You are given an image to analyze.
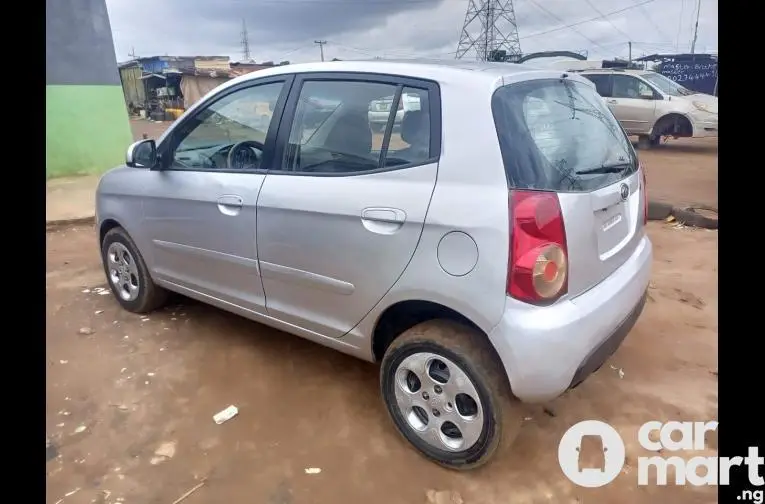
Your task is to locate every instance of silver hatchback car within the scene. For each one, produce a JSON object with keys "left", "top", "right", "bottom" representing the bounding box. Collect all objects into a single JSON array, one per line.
[{"left": 96, "top": 60, "right": 652, "bottom": 469}]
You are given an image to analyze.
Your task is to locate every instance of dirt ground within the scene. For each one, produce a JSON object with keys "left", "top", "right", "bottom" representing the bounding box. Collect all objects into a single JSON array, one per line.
[{"left": 47, "top": 128, "right": 718, "bottom": 504}]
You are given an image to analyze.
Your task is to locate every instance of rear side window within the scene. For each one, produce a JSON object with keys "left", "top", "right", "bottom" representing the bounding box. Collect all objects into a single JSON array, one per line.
[
  {"left": 491, "top": 78, "right": 637, "bottom": 192},
  {"left": 581, "top": 74, "right": 612, "bottom": 97}
]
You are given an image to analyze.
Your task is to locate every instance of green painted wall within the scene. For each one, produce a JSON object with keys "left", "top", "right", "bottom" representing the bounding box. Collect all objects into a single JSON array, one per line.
[{"left": 46, "top": 85, "right": 132, "bottom": 178}]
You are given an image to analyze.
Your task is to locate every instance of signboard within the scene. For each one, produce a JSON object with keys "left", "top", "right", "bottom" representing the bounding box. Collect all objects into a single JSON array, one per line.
[{"left": 659, "top": 59, "right": 718, "bottom": 96}]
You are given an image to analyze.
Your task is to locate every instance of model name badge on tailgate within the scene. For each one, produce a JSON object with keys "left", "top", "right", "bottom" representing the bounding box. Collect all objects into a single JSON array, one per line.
[{"left": 602, "top": 214, "right": 622, "bottom": 231}]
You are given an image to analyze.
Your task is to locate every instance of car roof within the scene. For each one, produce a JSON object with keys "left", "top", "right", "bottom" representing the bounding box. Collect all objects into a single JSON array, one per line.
[
  {"left": 578, "top": 68, "right": 652, "bottom": 76},
  {"left": 230, "top": 58, "right": 556, "bottom": 86}
]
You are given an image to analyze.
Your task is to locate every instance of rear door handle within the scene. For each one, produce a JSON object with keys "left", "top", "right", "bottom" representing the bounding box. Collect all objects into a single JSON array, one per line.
[
  {"left": 361, "top": 207, "right": 406, "bottom": 223},
  {"left": 361, "top": 207, "right": 406, "bottom": 234},
  {"left": 217, "top": 195, "right": 243, "bottom": 216},
  {"left": 606, "top": 99, "right": 618, "bottom": 104}
]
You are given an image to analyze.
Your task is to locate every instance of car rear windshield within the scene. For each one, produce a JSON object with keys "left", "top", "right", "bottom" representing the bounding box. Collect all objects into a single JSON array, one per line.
[{"left": 491, "top": 78, "right": 637, "bottom": 192}]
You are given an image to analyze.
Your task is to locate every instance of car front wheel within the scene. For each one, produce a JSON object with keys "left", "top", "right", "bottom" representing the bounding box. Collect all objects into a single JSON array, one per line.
[
  {"left": 100, "top": 226, "right": 167, "bottom": 313},
  {"left": 380, "top": 320, "right": 523, "bottom": 470}
]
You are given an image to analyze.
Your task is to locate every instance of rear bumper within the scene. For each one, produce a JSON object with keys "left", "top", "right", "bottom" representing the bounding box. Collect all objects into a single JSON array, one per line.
[{"left": 488, "top": 234, "right": 652, "bottom": 403}]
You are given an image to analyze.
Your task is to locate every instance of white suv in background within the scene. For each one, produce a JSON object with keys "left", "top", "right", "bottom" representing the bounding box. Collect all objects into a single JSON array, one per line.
[{"left": 578, "top": 68, "right": 718, "bottom": 149}]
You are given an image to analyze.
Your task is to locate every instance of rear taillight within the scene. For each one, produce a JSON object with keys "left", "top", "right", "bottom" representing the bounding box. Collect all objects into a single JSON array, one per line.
[
  {"left": 640, "top": 164, "right": 648, "bottom": 225},
  {"left": 508, "top": 190, "right": 568, "bottom": 304}
]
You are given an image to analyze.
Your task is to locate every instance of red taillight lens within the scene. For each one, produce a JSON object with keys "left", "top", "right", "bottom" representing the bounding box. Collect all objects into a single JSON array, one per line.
[
  {"left": 508, "top": 190, "right": 568, "bottom": 303},
  {"left": 640, "top": 164, "right": 648, "bottom": 225}
]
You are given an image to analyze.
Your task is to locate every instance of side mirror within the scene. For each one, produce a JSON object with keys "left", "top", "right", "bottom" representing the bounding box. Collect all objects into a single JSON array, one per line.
[
  {"left": 126, "top": 139, "right": 158, "bottom": 169},
  {"left": 639, "top": 90, "right": 654, "bottom": 100}
]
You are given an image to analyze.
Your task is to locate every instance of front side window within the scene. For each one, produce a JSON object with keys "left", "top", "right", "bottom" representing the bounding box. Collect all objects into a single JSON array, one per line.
[
  {"left": 641, "top": 71, "right": 693, "bottom": 97},
  {"left": 170, "top": 81, "right": 284, "bottom": 171},
  {"left": 283, "top": 80, "right": 432, "bottom": 174},
  {"left": 611, "top": 75, "right": 654, "bottom": 99}
]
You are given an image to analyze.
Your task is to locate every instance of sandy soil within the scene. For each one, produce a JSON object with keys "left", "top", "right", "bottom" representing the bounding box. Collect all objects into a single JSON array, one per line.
[{"left": 46, "top": 130, "right": 718, "bottom": 504}]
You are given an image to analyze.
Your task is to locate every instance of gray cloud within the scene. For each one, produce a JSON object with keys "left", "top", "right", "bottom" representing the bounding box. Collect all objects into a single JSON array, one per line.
[{"left": 106, "top": 0, "right": 717, "bottom": 64}]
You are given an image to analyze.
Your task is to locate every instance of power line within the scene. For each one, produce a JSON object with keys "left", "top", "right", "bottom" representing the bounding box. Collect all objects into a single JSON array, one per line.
[
  {"left": 524, "top": 0, "right": 616, "bottom": 57},
  {"left": 676, "top": 0, "right": 685, "bottom": 51},
  {"left": 518, "top": 0, "right": 657, "bottom": 41},
  {"left": 635, "top": 1, "right": 672, "bottom": 45},
  {"left": 581, "top": 0, "right": 634, "bottom": 41}
]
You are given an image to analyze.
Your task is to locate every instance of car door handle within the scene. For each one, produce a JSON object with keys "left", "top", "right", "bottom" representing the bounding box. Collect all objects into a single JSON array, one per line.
[
  {"left": 606, "top": 99, "right": 618, "bottom": 104},
  {"left": 361, "top": 207, "right": 406, "bottom": 234},
  {"left": 361, "top": 208, "right": 406, "bottom": 223},
  {"left": 217, "top": 195, "right": 243, "bottom": 216}
]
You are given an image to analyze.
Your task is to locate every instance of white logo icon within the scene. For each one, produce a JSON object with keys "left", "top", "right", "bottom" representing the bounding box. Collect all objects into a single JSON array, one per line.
[{"left": 558, "top": 420, "right": 626, "bottom": 488}]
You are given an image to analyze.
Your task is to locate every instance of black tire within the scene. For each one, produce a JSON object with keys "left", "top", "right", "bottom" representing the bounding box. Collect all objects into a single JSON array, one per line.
[
  {"left": 380, "top": 320, "right": 523, "bottom": 470},
  {"left": 672, "top": 206, "right": 718, "bottom": 229},
  {"left": 100, "top": 226, "right": 168, "bottom": 313},
  {"left": 647, "top": 201, "right": 673, "bottom": 221}
]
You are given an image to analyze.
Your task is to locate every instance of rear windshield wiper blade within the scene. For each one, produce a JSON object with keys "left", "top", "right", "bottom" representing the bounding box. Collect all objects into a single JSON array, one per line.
[{"left": 575, "top": 163, "right": 632, "bottom": 175}]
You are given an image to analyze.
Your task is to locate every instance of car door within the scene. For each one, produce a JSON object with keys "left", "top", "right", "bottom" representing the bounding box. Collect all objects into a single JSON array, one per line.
[
  {"left": 605, "top": 75, "right": 658, "bottom": 135},
  {"left": 142, "top": 76, "right": 293, "bottom": 313},
  {"left": 256, "top": 74, "right": 441, "bottom": 338}
]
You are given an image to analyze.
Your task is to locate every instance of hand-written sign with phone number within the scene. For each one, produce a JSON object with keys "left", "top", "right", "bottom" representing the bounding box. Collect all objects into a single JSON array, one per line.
[
  {"left": 659, "top": 60, "right": 718, "bottom": 94},
  {"left": 660, "top": 61, "right": 717, "bottom": 84}
]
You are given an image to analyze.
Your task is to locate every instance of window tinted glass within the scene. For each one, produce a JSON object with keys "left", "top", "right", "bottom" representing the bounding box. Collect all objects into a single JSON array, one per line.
[
  {"left": 491, "top": 79, "right": 636, "bottom": 192},
  {"left": 582, "top": 74, "right": 612, "bottom": 97},
  {"left": 285, "top": 80, "right": 397, "bottom": 174},
  {"left": 171, "top": 82, "right": 283, "bottom": 170},
  {"left": 383, "top": 87, "right": 431, "bottom": 167},
  {"left": 612, "top": 75, "right": 653, "bottom": 99}
]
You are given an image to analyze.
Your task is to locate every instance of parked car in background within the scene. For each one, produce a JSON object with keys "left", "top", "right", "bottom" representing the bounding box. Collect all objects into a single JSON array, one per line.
[
  {"left": 96, "top": 59, "right": 651, "bottom": 470},
  {"left": 577, "top": 68, "right": 718, "bottom": 149},
  {"left": 368, "top": 92, "right": 421, "bottom": 132}
]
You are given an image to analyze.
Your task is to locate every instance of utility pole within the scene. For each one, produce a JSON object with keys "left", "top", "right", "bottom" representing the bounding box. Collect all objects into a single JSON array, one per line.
[
  {"left": 628, "top": 41, "right": 632, "bottom": 64},
  {"left": 690, "top": 0, "right": 701, "bottom": 54},
  {"left": 314, "top": 40, "right": 327, "bottom": 62},
  {"left": 128, "top": 47, "right": 137, "bottom": 59},
  {"left": 241, "top": 19, "right": 251, "bottom": 62}
]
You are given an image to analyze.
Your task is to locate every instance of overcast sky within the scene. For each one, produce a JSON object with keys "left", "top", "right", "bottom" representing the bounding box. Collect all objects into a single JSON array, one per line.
[{"left": 105, "top": 0, "right": 717, "bottom": 65}]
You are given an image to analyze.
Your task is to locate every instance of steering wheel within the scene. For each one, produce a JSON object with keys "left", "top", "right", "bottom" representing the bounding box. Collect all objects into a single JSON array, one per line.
[{"left": 227, "top": 140, "right": 264, "bottom": 170}]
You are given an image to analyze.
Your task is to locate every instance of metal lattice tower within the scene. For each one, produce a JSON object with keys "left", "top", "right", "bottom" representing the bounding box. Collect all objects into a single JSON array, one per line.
[
  {"left": 455, "top": 0, "right": 522, "bottom": 62},
  {"left": 241, "top": 19, "right": 251, "bottom": 62}
]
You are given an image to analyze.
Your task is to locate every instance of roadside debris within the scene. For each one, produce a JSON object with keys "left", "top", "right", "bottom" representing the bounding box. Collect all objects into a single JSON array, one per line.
[
  {"left": 171, "top": 480, "right": 206, "bottom": 504},
  {"left": 426, "top": 489, "right": 464, "bottom": 504},
  {"left": 213, "top": 405, "right": 239, "bottom": 425},
  {"left": 46, "top": 438, "right": 58, "bottom": 462},
  {"left": 54, "top": 487, "right": 80, "bottom": 504},
  {"left": 304, "top": 467, "right": 322, "bottom": 475},
  {"left": 150, "top": 440, "right": 177, "bottom": 465},
  {"left": 59, "top": 360, "right": 68, "bottom": 364},
  {"left": 73, "top": 425, "right": 87, "bottom": 434},
  {"left": 78, "top": 327, "right": 94, "bottom": 336},
  {"left": 609, "top": 364, "right": 625, "bottom": 379},
  {"left": 95, "top": 310, "right": 104, "bottom": 315}
]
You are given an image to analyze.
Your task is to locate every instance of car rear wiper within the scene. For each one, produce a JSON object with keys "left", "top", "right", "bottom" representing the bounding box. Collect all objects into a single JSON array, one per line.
[{"left": 575, "top": 163, "right": 632, "bottom": 175}]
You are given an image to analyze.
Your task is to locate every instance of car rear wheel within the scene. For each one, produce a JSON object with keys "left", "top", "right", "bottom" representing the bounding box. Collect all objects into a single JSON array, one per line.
[
  {"left": 100, "top": 226, "right": 168, "bottom": 314},
  {"left": 380, "top": 320, "right": 523, "bottom": 470}
]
